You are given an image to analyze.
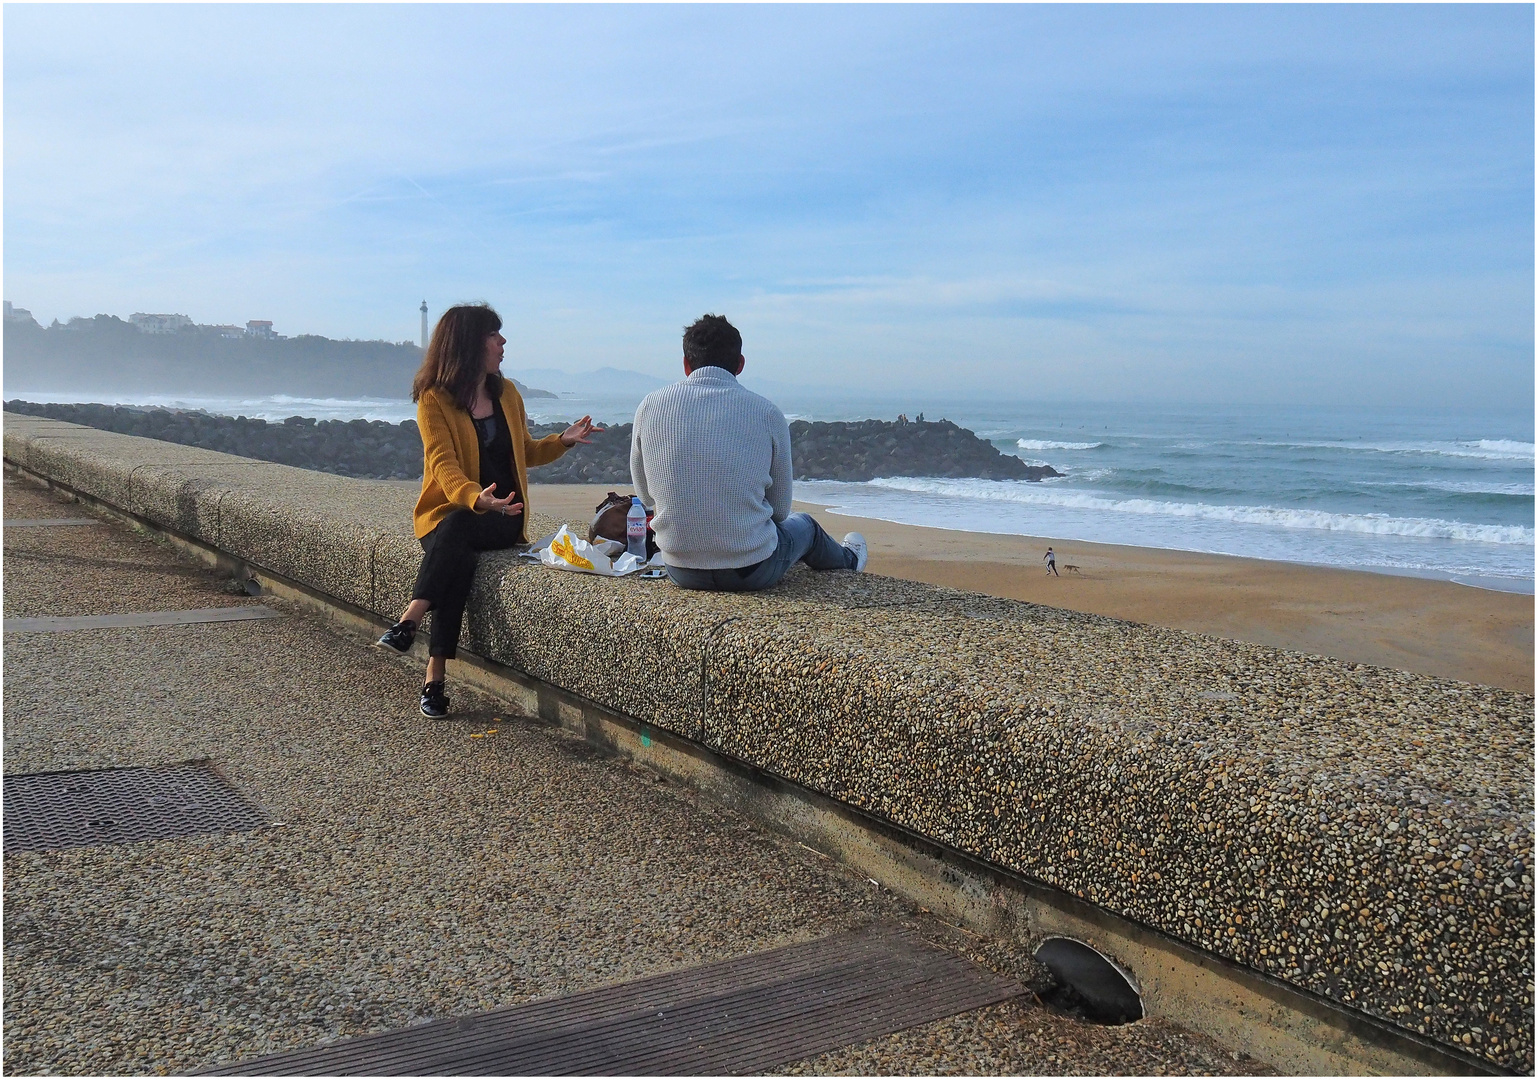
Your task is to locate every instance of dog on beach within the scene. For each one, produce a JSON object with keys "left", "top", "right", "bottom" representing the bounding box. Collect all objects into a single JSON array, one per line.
[{"left": 1061, "top": 563, "right": 1082, "bottom": 576}]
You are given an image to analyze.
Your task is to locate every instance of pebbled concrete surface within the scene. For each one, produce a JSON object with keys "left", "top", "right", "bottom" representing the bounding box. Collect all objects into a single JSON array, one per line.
[
  {"left": 472, "top": 514, "right": 1537, "bottom": 1071},
  {"left": 6, "top": 412, "right": 1532, "bottom": 1072},
  {"left": 2, "top": 472, "right": 1262, "bottom": 1076},
  {"left": 3, "top": 483, "right": 252, "bottom": 619},
  {"left": 784, "top": 1000, "right": 1274, "bottom": 1076}
]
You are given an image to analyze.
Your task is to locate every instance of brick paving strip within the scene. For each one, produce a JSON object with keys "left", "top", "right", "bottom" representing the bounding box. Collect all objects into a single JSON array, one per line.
[
  {"left": 3, "top": 517, "right": 100, "bottom": 527},
  {"left": 4, "top": 605, "right": 281, "bottom": 633},
  {"left": 195, "top": 923, "right": 1023, "bottom": 1076}
]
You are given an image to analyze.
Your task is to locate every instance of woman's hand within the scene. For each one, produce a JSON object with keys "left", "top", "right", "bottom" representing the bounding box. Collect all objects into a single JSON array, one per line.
[
  {"left": 475, "top": 484, "right": 524, "bottom": 516},
  {"left": 560, "top": 415, "right": 603, "bottom": 447}
]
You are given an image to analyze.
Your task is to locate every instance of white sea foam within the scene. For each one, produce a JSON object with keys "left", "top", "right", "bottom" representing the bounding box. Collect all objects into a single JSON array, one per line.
[
  {"left": 9, "top": 391, "right": 421, "bottom": 423},
  {"left": 1017, "top": 438, "right": 1103, "bottom": 451},
  {"left": 863, "top": 477, "right": 1535, "bottom": 546},
  {"left": 1262, "top": 438, "right": 1536, "bottom": 462},
  {"left": 1471, "top": 438, "right": 1536, "bottom": 458},
  {"left": 1363, "top": 479, "right": 1536, "bottom": 497},
  {"left": 1406, "top": 439, "right": 1535, "bottom": 462}
]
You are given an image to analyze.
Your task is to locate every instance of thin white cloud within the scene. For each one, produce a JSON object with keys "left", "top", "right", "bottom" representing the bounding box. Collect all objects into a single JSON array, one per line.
[{"left": 3, "top": 4, "right": 1530, "bottom": 407}]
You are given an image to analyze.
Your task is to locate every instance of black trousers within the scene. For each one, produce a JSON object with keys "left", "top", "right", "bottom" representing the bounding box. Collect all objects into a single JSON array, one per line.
[{"left": 413, "top": 509, "right": 525, "bottom": 659}]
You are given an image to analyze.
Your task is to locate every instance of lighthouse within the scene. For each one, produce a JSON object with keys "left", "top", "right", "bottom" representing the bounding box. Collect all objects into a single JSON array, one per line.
[{"left": 419, "top": 300, "right": 429, "bottom": 349}]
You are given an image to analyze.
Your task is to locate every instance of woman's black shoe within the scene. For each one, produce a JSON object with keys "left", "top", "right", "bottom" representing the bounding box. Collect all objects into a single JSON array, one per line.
[
  {"left": 420, "top": 680, "right": 450, "bottom": 718},
  {"left": 376, "top": 620, "right": 417, "bottom": 653}
]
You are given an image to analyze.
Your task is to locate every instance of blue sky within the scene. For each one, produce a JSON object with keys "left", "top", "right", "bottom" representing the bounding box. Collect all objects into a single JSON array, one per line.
[{"left": 4, "top": 4, "right": 1532, "bottom": 407}]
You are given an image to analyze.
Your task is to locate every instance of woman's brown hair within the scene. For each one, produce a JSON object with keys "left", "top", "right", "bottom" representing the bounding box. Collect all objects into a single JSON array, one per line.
[{"left": 411, "top": 303, "right": 503, "bottom": 411}]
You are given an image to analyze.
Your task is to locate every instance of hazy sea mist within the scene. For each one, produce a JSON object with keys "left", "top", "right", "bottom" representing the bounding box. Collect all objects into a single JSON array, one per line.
[{"left": 17, "top": 388, "right": 1533, "bottom": 592}]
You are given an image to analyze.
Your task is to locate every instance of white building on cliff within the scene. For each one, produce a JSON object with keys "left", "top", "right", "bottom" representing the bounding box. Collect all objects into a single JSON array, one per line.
[{"left": 130, "top": 312, "right": 194, "bottom": 333}]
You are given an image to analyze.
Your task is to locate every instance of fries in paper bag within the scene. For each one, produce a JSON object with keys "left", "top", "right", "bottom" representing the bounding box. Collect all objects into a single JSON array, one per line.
[{"left": 534, "top": 524, "right": 650, "bottom": 577}]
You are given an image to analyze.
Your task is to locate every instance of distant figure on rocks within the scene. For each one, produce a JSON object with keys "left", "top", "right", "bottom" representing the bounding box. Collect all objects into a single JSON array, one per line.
[
  {"left": 375, "top": 303, "right": 600, "bottom": 718},
  {"left": 1044, "top": 547, "right": 1059, "bottom": 576},
  {"left": 631, "top": 313, "right": 867, "bottom": 592}
]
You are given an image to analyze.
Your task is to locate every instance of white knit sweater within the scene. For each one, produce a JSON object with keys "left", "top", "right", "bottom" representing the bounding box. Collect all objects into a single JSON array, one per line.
[{"left": 630, "top": 367, "right": 794, "bottom": 569}]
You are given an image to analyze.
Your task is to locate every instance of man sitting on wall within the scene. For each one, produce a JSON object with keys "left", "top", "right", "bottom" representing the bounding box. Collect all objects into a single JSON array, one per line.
[{"left": 630, "top": 314, "right": 867, "bottom": 591}]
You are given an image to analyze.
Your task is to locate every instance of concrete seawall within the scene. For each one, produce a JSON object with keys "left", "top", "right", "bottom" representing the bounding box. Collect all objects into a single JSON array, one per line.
[{"left": 6, "top": 412, "right": 1532, "bottom": 1074}]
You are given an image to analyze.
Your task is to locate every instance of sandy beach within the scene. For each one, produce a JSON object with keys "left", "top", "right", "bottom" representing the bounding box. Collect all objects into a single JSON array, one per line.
[{"left": 531, "top": 483, "right": 1534, "bottom": 695}]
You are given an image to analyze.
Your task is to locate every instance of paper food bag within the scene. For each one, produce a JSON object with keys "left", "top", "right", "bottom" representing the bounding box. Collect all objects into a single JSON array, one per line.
[{"left": 533, "top": 524, "right": 652, "bottom": 577}]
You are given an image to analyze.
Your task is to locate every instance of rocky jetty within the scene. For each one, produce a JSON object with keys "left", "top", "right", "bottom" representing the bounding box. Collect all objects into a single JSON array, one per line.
[
  {"left": 4, "top": 401, "right": 425, "bottom": 480},
  {"left": 520, "top": 417, "right": 1059, "bottom": 486},
  {"left": 2, "top": 401, "right": 1060, "bottom": 485},
  {"left": 526, "top": 421, "right": 633, "bottom": 484},
  {"left": 789, "top": 418, "right": 1057, "bottom": 481}
]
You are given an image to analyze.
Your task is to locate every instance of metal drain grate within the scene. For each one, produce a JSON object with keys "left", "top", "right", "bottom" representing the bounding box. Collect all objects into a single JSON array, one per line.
[
  {"left": 3, "top": 761, "right": 269, "bottom": 853},
  {"left": 196, "top": 922, "right": 1024, "bottom": 1076}
]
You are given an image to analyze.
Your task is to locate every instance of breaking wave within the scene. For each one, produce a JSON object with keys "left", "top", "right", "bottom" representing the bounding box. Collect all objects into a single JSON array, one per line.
[
  {"left": 864, "top": 477, "right": 1534, "bottom": 546},
  {"left": 1362, "top": 479, "right": 1536, "bottom": 497},
  {"left": 1017, "top": 438, "right": 1103, "bottom": 451},
  {"left": 1265, "top": 438, "right": 1535, "bottom": 463}
]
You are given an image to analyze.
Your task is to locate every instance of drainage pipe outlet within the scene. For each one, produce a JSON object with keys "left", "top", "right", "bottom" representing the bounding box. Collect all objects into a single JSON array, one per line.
[{"left": 1034, "top": 937, "right": 1144, "bottom": 1025}]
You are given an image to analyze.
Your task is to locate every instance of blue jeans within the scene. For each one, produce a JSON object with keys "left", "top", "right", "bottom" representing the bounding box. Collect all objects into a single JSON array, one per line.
[{"left": 666, "top": 513, "right": 855, "bottom": 592}]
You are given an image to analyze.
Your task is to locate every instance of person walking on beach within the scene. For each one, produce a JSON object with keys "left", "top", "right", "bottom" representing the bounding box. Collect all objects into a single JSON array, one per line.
[
  {"left": 375, "top": 303, "right": 600, "bottom": 717},
  {"left": 630, "top": 313, "right": 867, "bottom": 592},
  {"left": 1044, "top": 547, "right": 1059, "bottom": 576}
]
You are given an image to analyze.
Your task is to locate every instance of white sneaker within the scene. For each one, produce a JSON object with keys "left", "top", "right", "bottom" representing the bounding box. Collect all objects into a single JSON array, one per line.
[{"left": 842, "top": 532, "right": 868, "bottom": 572}]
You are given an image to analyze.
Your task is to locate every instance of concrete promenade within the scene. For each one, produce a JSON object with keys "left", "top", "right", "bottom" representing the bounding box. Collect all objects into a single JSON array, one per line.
[
  {"left": 1, "top": 472, "right": 1264, "bottom": 1075},
  {"left": 4, "top": 413, "right": 1531, "bottom": 1074}
]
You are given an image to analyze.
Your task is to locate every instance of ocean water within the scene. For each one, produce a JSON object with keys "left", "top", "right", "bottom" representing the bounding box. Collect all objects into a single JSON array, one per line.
[
  {"left": 794, "top": 403, "right": 1535, "bottom": 595},
  {"left": 15, "top": 389, "right": 1533, "bottom": 592}
]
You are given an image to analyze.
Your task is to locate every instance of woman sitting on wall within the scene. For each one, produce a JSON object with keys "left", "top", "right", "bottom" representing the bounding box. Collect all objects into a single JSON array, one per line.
[{"left": 376, "top": 303, "right": 599, "bottom": 717}]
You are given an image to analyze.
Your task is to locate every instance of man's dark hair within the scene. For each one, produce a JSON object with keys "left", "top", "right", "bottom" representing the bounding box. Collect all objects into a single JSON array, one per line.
[{"left": 682, "top": 314, "right": 742, "bottom": 371}]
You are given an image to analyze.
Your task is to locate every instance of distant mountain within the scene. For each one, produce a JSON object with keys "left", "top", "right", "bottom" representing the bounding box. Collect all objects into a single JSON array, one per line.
[
  {"left": 2, "top": 314, "right": 556, "bottom": 399},
  {"left": 512, "top": 366, "right": 671, "bottom": 395},
  {"left": 738, "top": 375, "right": 807, "bottom": 400},
  {"left": 511, "top": 366, "right": 816, "bottom": 401}
]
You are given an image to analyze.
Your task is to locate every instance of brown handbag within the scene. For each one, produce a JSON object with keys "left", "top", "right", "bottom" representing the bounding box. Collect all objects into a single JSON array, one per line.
[{"left": 588, "top": 492, "right": 658, "bottom": 559}]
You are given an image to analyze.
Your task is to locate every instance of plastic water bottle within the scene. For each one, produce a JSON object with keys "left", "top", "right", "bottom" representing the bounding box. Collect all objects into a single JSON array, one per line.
[{"left": 626, "top": 496, "right": 648, "bottom": 559}]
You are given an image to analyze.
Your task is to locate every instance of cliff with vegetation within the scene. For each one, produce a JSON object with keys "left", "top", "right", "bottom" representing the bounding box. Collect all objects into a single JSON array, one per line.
[{"left": 2, "top": 315, "right": 555, "bottom": 400}]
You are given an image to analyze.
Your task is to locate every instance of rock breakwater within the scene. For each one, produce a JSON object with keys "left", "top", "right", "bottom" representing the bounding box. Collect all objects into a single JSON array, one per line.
[
  {"left": 4, "top": 401, "right": 425, "bottom": 480},
  {"left": 2, "top": 401, "right": 1058, "bottom": 485},
  {"left": 789, "top": 418, "right": 1057, "bottom": 481}
]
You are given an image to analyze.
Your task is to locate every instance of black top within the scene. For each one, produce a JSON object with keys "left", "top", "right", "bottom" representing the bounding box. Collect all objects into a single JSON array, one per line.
[{"left": 473, "top": 400, "right": 518, "bottom": 502}]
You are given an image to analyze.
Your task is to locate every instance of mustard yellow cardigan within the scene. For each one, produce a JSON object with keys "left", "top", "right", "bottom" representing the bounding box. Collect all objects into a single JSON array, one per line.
[{"left": 413, "top": 381, "right": 569, "bottom": 540}]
